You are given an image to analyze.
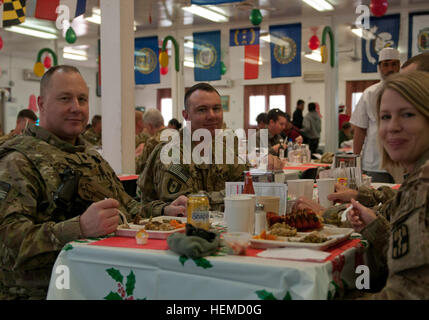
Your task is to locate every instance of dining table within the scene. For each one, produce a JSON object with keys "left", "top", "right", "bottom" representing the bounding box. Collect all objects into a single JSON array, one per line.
[{"left": 46, "top": 219, "right": 367, "bottom": 300}]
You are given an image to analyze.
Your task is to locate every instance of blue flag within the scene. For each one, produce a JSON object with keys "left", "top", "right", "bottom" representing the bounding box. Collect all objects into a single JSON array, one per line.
[
  {"left": 362, "top": 14, "right": 400, "bottom": 73},
  {"left": 191, "top": 0, "right": 244, "bottom": 4},
  {"left": 269, "top": 23, "right": 301, "bottom": 78},
  {"left": 230, "top": 27, "right": 260, "bottom": 46},
  {"left": 408, "top": 11, "right": 429, "bottom": 59},
  {"left": 135, "top": 36, "right": 160, "bottom": 85},
  {"left": 193, "top": 31, "right": 221, "bottom": 81}
]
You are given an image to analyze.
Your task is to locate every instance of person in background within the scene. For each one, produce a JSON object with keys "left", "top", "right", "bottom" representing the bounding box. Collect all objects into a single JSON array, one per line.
[
  {"left": 256, "top": 112, "right": 268, "bottom": 129},
  {"left": 281, "top": 112, "right": 302, "bottom": 143},
  {"left": 338, "top": 104, "right": 350, "bottom": 131},
  {"left": 168, "top": 118, "right": 182, "bottom": 130},
  {"left": 0, "top": 109, "right": 38, "bottom": 145},
  {"left": 135, "top": 110, "right": 150, "bottom": 158},
  {"left": 338, "top": 121, "right": 353, "bottom": 148},
  {"left": 0, "top": 65, "right": 186, "bottom": 299},
  {"left": 82, "top": 114, "right": 102, "bottom": 147},
  {"left": 301, "top": 102, "right": 321, "bottom": 155},
  {"left": 350, "top": 47, "right": 400, "bottom": 183},
  {"left": 292, "top": 99, "right": 304, "bottom": 129},
  {"left": 135, "top": 109, "right": 167, "bottom": 174},
  {"left": 258, "top": 108, "right": 287, "bottom": 157}
]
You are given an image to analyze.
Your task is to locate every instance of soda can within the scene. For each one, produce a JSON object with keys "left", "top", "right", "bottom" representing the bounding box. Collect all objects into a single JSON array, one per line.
[{"left": 187, "top": 192, "right": 210, "bottom": 230}]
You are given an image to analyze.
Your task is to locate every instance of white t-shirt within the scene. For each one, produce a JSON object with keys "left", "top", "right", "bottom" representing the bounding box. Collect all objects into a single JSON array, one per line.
[{"left": 350, "top": 81, "right": 385, "bottom": 172}]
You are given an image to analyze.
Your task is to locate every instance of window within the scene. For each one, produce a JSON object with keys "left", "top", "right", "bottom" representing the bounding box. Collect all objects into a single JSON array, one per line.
[
  {"left": 269, "top": 95, "right": 286, "bottom": 112},
  {"left": 160, "top": 98, "right": 173, "bottom": 124},
  {"left": 244, "top": 84, "right": 290, "bottom": 133},
  {"left": 346, "top": 80, "right": 379, "bottom": 115},
  {"left": 249, "top": 95, "right": 266, "bottom": 126},
  {"left": 351, "top": 92, "right": 363, "bottom": 113}
]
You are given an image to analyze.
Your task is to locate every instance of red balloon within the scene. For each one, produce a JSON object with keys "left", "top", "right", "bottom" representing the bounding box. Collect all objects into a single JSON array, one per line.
[
  {"left": 0, "top": 36, "right": 3, "bottom": 50},
  {"left": 308, "top": 35, "right": 320, "bottom": 51},
  {"left": 370, "top": 0, "right": 388, "bottom": 17},
  {"left": 160, "top": 66, "right": 168, "bottom": 75},
  {"left": 43, "top": 55, "right": 52, "bottom": 69}
]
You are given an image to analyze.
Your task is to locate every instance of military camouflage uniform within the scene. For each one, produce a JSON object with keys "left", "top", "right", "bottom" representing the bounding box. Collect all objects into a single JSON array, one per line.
[
  {"left": 359, "top": 148, "right": 429, "bottom": 299},
  {"left": 0, "top": 125, "right": 141, "bottom": 299},
  {"left": 82, "top": 127, "right": 102, "bottom": 147},
  {"left": 135, "top": 132, "right": 151, "bottom": 149},
  {"left": 255, "top": 130, "right": 284, "bottom": 156},
  {"left": 136, "top": 127, "right": 169, "bottom": 174},
  {"left": 0, "top": 131, "right": 17, "bottom": 146},
  {"left": 138, "top": 128, "right": 249, "bottom": 217}
]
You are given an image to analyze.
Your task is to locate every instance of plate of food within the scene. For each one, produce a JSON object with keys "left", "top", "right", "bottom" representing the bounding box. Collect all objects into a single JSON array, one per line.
[
  {"left": 250, "top": 222, "right": 353, "bottom": 251},
  {"left": 116, "top": 216, "right": 186, "bottom": 239}
]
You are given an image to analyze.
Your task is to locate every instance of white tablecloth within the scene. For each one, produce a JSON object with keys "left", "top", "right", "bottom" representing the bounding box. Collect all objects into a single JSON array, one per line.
[{"left": 47, "top": 235, "right": 366, "bottom": 300}]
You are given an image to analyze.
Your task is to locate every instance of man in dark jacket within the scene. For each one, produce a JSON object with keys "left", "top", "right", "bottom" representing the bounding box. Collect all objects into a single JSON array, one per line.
[{"left": 292, "top": 99, "right": 304, "bottom": 129}]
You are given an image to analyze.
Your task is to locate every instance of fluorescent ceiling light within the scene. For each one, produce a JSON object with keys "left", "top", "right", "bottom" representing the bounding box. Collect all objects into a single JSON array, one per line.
[
  {"left": 63, "top": 47, "right": 88, "bottom": 61},
  {"left": 5, "top": 25, "right": 58, "bottom": 39},
  {"left": 260, "top": 34, "right": 290, "bottom": 47},
  {"left": 351, "top": 28, "right": 376, "bottom": 40},
  {"left": 302, "top": 0, "right": 334, "bottom": 12},
  {"left": 304, "top": 49, "right": 322, "bottom": 62},
  {"left": 182, "top": 5, "right": 228, "bottom": 23}
]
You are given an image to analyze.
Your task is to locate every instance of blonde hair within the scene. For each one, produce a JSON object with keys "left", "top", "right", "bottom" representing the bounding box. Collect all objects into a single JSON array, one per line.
[{"left": 377, "top": 71, "right": 429, "bottom": 168}]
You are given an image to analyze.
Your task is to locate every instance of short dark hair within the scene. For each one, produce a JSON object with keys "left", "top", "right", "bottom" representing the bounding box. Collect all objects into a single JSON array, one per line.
[
  {"left": 91, "top": 115, "right": 101, "bottom": 126},
  {"left": 297, "top": 99, "right": 304, "bottom": 106},
  {"left": 256, "top": 112, "right": 268, "bottom": 124},
  {"left": 40, "top": 65, "right": 81, "bottom": 97},
  {"left": 267, "top": 108, "right": 287, "bottom": 123},
  {"left": 401, "top": 52, "right": 429, "bottom": 72},
  {"left": 184, "top": 83, "right": 220, "bottom": 110},
  {"left": 308, "top": 102, "right": 316, "bottom": 112},
  {"left": 168, "top": 118, "right": 182, "bottom": 129},
  {"left": 17, "top": 109, "right": 38, "bottom": 121}
]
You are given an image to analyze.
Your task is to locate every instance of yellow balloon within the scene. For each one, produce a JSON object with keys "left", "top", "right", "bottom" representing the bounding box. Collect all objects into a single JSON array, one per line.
[
  {"left": 159, "top": 51, "right": 169, "bottom": 68},
  {"left": 34, "top": 62, "right": 45, "bottom": 77}
]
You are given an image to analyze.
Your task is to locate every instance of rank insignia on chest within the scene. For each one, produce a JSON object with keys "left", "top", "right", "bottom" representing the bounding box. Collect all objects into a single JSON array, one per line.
[
  {"left": 392, "top": 223, "right": 409, "bottom": 259},
  {"left": 167, "top": 178, "right": 181, "bottom": 194}
]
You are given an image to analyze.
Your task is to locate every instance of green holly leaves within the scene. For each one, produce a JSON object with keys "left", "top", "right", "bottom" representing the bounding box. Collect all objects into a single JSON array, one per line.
[
  {"left": 104, "top": 268, "right": 140, "bottom": 300},
  {"left": 255, "top": 290, "right": 292, "bottom": 300},
  {"left": 179, "top": 255, "right": 213, "bottom": 269}
]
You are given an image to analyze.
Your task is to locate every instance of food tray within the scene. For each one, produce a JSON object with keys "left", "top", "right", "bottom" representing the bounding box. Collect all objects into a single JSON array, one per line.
[
  {"left": 115, "top": 216, "right": 186, "bottom": 240},
  {"left": 250, "top": 226, "right": 353, "bottom": 251}
]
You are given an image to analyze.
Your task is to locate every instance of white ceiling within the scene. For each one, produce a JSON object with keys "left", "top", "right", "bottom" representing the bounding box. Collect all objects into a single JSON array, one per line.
[{"left": 0, "top": 0, "right": 427, "bottom": 68}]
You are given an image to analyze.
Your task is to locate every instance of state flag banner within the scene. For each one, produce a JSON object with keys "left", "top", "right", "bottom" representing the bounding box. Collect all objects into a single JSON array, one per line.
[
  {"left": 361, "top": 14, "right": 400, "bottom": 73},
  {"left": 244, "top": 44, "right": 259, "bottom": 80},
  {"left": 270, "top": 23, "right": 302, "bottom": 78},
  {"left": 26, "top": 0, "right": 86, "bottom": 21},
  {"left": 193, "top": 30, "right": 221, "bottom": 81},
  {"left": 2, "top": 0, "right": 26, "bottom": 28},
  {"left": 408, "top": 11, "right": 429, "bottom": 58},
  {"left": 230, "top": 27, "right": 260, "bottom": 46},
  {"left": 135, "top": 36, "right": 160, "bottom": 85}
]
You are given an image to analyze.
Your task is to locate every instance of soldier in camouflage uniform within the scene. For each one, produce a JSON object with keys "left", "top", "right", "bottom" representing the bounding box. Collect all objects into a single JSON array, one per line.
[
  {"left": 346, "top": 71, "right": 429, "bottom": 299},
  {"left": 0, "top": 66, "right": 186, "bottom": 299},
  {"left": 254, "top": 108, "right": 287, "bottom": 157},
  {"left": 135, "top": 109, "right": 167, "bottom": 174},
  {"left": 82, "top": 115, "right": 102, "bottom": 147},
  {"left": 138, "top": 83, "right": 248, "bottom": 217},
  {"left": 0, "top": 109, "right": 38, "bottom": 145},
  {"left": 135, "top": 110, "right": 150, "bottom": 149}
]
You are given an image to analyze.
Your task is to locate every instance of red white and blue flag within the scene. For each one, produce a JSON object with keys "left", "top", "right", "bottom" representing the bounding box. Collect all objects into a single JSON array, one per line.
[{"left": 26, "top": 0, "right": 86, "bottom": 21}]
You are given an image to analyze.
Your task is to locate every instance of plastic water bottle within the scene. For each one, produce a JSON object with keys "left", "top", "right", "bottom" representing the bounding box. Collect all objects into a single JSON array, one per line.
[
  {"left": 287, "top": 139, "right": 294, "bottom": 159},
  {"left": 279, "top": 139, "right": 285, "bottom": 159}
]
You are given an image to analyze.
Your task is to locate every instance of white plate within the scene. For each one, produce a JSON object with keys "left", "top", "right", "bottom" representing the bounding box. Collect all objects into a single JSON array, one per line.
[
  {"left": 250, "top": 227, "right": 353, "bottom": 251},
  {"left": 115, "top": 216, "right": 186, "bottom": 240}
]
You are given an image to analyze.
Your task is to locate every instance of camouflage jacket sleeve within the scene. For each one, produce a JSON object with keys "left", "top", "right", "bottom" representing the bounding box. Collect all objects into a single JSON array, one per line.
[
  {"left": 135, "top": 137, "right": 159, "bottom": 175},
  {"left": 0, "top": 152, "right": 83, "bottom": 272},
  {"left": 356, "top": 185, "right": 396, "bottom": 208}
]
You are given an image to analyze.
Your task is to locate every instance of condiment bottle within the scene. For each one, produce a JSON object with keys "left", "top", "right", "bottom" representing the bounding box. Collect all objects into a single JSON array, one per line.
[
  {"left": 243, "top": 171, "right": 255, "bottom": 194},
  {"left": 337, "top": 160, "right": 348, "bottom": 187},
  {"left": 254, "top": 203, "right": 266, "bottom": 235}
]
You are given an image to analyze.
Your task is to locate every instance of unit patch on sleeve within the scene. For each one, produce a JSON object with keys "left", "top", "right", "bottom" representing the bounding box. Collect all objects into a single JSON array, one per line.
[
  {"left": 392, "top": 223, "right": 409, "bottom": 259},
  {"left": 0, "top": 181, "right": 11, "bottom": 200}
]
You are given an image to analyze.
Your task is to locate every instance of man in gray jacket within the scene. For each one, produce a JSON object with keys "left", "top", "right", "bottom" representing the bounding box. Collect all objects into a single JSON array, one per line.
[{"left": 301, "top": 102, "right": 321, "bottom": 155}]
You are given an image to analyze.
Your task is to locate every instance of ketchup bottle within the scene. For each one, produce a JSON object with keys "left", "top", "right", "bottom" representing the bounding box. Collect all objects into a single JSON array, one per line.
[{"left": 243, "top": 171, "right": 255, "bottom": 194}]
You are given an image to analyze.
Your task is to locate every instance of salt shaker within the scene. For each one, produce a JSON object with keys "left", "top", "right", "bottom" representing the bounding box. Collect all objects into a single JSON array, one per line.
[{"left": 254, "top": 203, "right": 266, "bottom": 235}]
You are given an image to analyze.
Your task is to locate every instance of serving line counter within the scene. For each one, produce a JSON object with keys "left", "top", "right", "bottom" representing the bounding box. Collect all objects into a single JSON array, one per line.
[{"left": 47, "top": 228, "right": 366, "bottom": 300}]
